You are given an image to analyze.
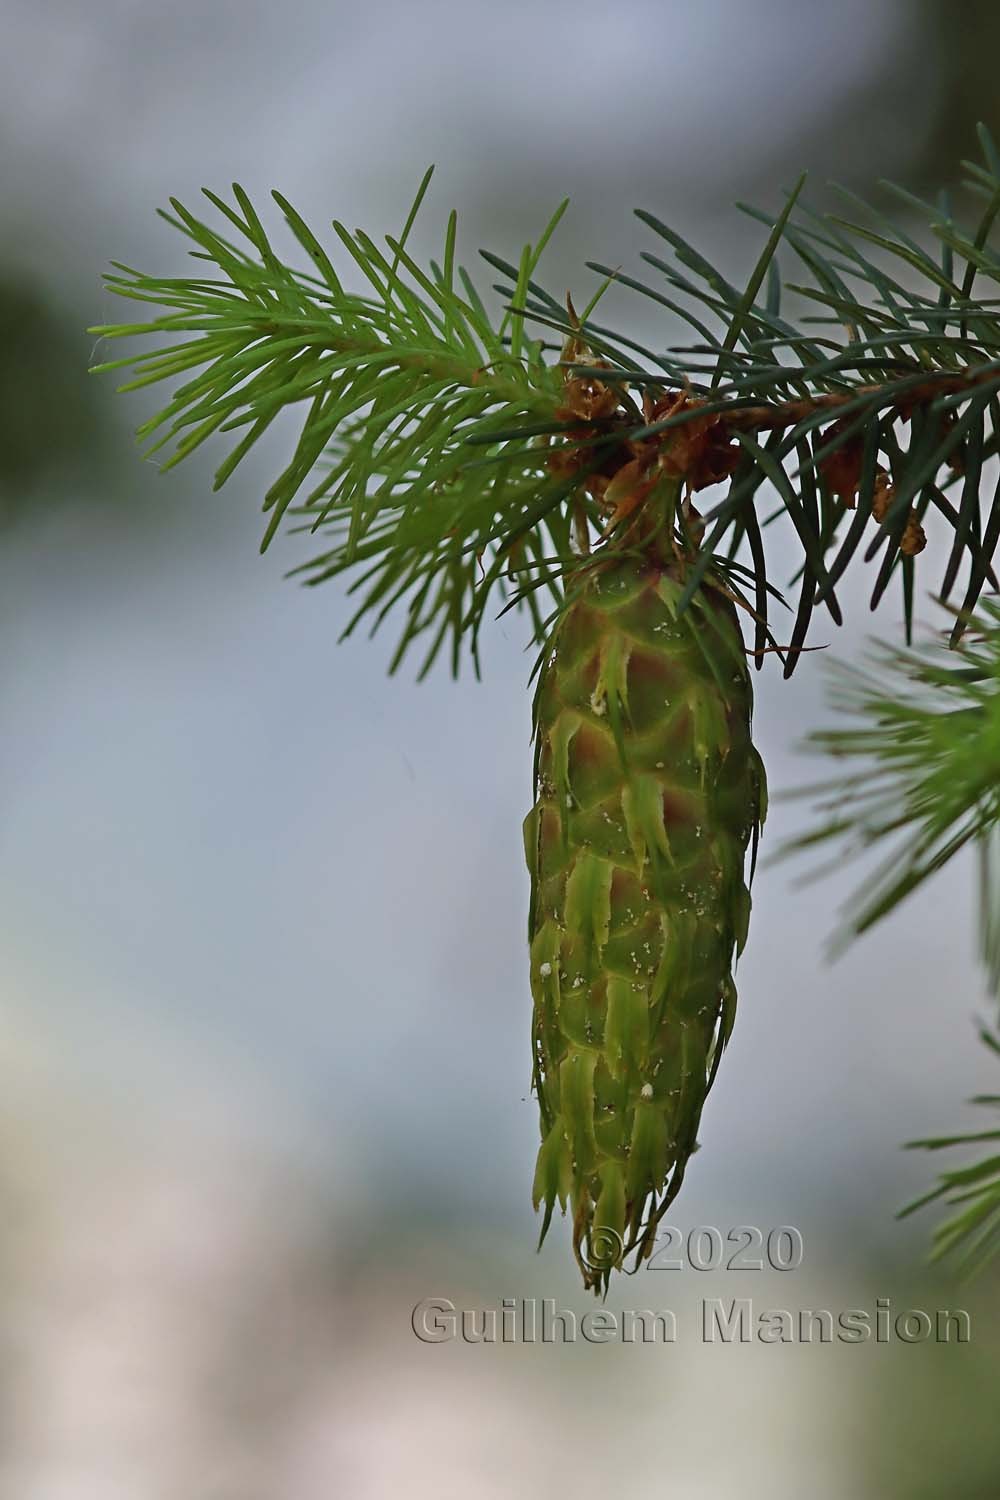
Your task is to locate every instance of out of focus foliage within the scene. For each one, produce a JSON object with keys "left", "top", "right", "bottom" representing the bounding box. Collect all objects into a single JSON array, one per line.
[
  {"left": 791, "top": 615, "right": 1000, "bottom": 1274},
  {"left": 915, "top": 0, "right": 1000, "bottom": 190},
  {"left": 0, "top": 273, "right": 108, "bottom": 521}
]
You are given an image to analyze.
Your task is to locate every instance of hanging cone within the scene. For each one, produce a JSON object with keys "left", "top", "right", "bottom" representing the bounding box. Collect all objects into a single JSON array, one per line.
[{"left": 524, "top": 547, "right": 766, "bottom": 1292}]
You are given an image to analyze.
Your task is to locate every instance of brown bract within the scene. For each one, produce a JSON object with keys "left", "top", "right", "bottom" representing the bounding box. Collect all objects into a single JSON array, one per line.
[
  {"left": 818, "top": 417, "right": 865, "bottom": 505},
  {"left": 644, "top": 392, "right": 741, "bottom": 493},
  {"left": 555, "top": 371, "right": 621, "bottom": 425},
  {"left": 549, "top": 371, "right": 740, "bottom": 538},
  {"left": 870, "top": 471, "right": 927, "bottom": 557}
]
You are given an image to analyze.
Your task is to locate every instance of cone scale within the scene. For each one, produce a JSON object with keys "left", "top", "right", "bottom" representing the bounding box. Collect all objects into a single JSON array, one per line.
[{"left": 524, "top": 538, "right": 766, "bottom": 1292}]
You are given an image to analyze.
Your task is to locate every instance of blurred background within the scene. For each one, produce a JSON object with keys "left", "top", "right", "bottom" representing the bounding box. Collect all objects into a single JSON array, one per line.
[{"left": 1, "top": 1, "right": 999, "bottom": 1495}]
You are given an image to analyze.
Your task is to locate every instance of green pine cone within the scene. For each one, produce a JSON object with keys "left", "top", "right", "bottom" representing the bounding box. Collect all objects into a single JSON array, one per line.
[{"left": 523, "top": 549, "right": 766, "bottom": 1292}]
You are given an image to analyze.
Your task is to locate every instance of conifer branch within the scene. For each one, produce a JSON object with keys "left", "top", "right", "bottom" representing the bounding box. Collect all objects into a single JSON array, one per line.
[
  {"left": 88, "top": 128, "right": 1000, "bottom": 676},
  {"left": 89, "top": 130, "right": 1000, "bottom": 1277},
  {"left": 899, "top": 1024, "right": 1000, "bottom": 1279},
  {"left": 786, "top": 601, "right": 1000, "bottom": 1272}
]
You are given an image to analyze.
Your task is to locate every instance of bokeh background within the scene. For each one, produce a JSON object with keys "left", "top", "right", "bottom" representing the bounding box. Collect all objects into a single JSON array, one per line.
[{"left": 2, "top": 2, "right": 999, "bottom": 1495}]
